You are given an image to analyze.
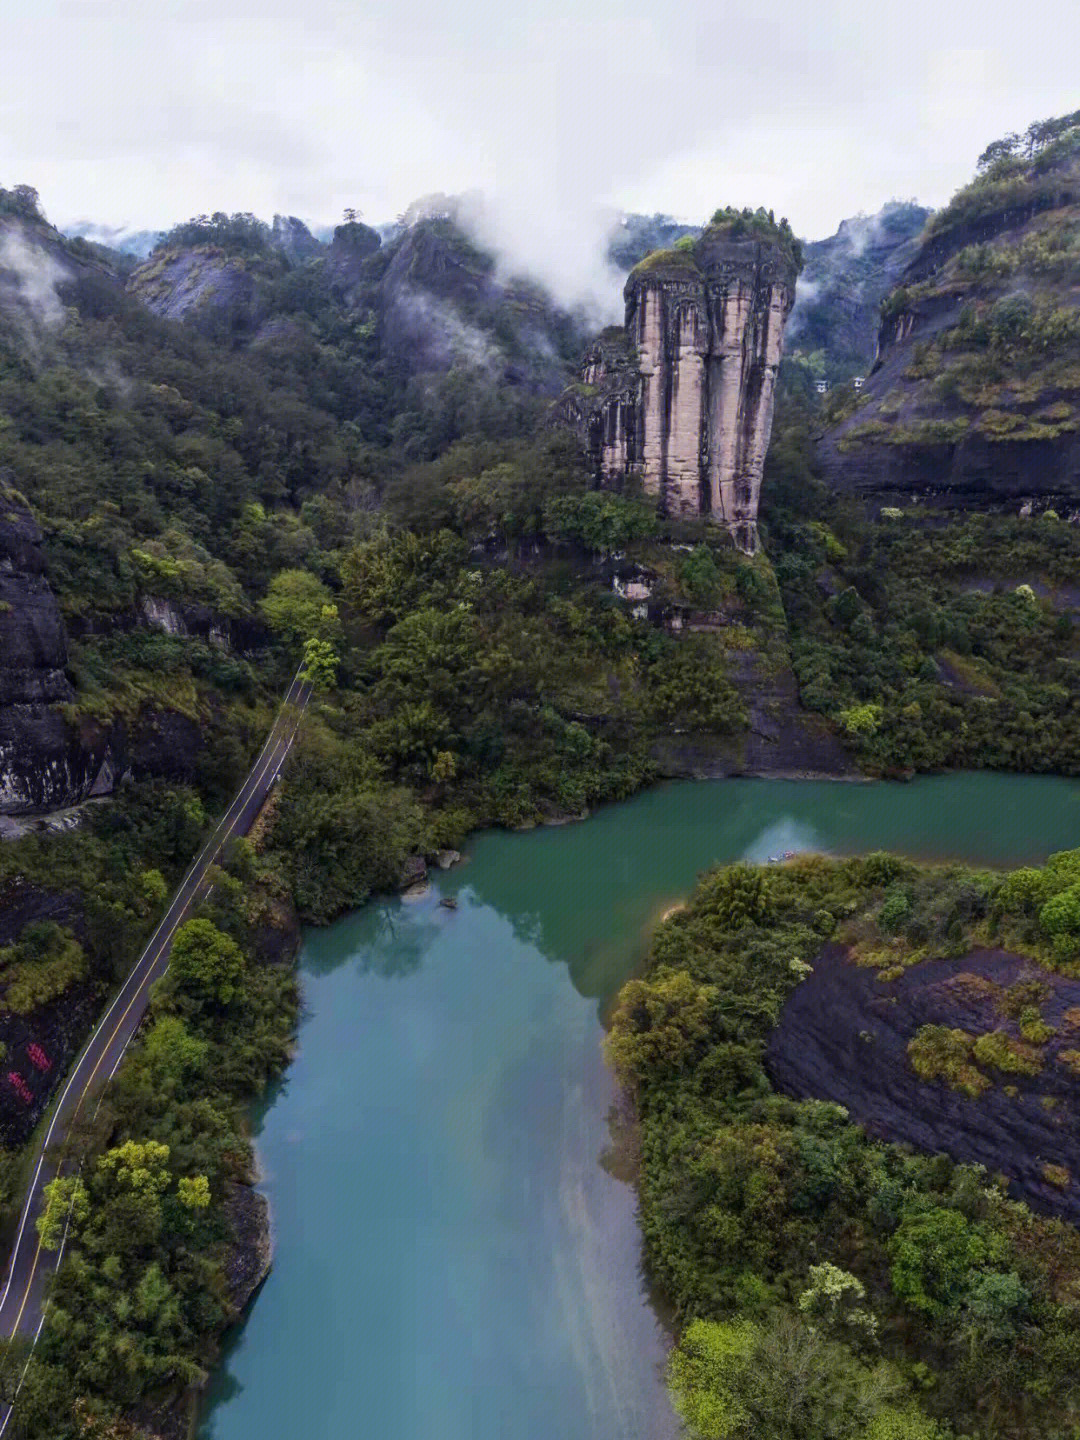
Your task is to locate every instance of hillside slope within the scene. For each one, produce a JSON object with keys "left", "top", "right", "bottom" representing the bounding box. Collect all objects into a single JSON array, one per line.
[{"left": 820, "top": 114, "right": 1080, "bottom": 510}]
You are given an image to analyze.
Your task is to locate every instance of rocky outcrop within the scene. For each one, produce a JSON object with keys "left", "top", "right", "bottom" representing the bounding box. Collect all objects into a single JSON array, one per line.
[
  {"left": 0, "top": 482, "right": 112, "bottom": 815},
  {"left": 564, "top": 217, "right": 801, "bottom": 551},
  {"left": 222, "top": 1180, "right": 273, "bottom": 1315},
  {"left": 553, "top": 328, "right": 639, "bottom": 481},
  {"left": 270, "top": 214, "right": 324, "bottom": 265},
  {"left": 820, "top": 123, "right": 1080, "bottom": 511},
  {"left": 127, "top": 247, "right": 269, "bottom": 337},
  {"left": 651, "top": 653, "right": 858, "bottom": 780},
  {"left": 768, "top": 946, "right": 1080, "bottom": 1225}
]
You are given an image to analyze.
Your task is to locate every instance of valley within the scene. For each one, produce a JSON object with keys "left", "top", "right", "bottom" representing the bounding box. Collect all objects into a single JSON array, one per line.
[{"left": 0, "top": 104, "right": 1079, "bottom": 1440}]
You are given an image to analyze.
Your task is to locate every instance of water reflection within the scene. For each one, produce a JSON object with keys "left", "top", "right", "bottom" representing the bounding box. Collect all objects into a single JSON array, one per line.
[{"left": 203, "top": 773, "right": 1080, "bottom": 1440}]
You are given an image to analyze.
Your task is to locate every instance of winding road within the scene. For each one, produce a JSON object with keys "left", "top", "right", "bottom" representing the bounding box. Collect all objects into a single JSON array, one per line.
[{"left": 0, "top": 669, "right": 311, "bottom": 1426}]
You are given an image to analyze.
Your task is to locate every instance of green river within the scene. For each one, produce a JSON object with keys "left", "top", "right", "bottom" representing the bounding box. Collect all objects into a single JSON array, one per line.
[{"left": 202, "top": 773, "right": 1080, "bottom": 1440}]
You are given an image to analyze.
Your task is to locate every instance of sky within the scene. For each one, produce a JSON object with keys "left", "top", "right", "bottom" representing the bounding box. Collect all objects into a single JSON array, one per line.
[{"left": 3, "top": 0, "right": 1079, "bottom": 308}]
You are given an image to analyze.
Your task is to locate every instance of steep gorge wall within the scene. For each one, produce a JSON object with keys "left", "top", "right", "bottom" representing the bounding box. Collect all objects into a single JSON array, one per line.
[{"left": 819, "top": 133, "right": 1080, "bottom": 510}]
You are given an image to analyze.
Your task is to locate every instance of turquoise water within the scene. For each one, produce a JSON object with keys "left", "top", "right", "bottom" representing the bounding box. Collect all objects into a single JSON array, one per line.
[{"left": 203, "top": 774, "right": 1080, "bottom": 1440}]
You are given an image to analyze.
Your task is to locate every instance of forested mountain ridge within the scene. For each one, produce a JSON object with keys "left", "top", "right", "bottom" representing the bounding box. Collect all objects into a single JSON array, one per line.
[
  {"left": 820, "top": 113, "right": 1080, "bottom": 509},
  {"left": 0, "top": 114, "right": 1079, "bottom": 1432}
]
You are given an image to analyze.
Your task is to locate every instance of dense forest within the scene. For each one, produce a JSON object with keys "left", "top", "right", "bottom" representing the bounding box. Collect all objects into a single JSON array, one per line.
[
  {"left": 1, "top": 109, "right": 1080, "bottom": 1436},
  {"left": 610, "top": 846, "right": 1080, "bottom": 1439}
]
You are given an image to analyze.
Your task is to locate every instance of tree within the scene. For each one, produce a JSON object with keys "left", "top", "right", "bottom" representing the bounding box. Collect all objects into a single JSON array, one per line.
[
  {"left": 606, "top": 969, "right": 717, "bottom": 1085},
  {"left": 300, "top": 635, "right": 339, "bottom": 692},
  {"left": 35, "top": 1176, "right": 89, "bottom": 1251},
  {"left": 168, "top": 918, "right": 244, "bottom": 1005},
  {"left": 680, "top": 546, "right": 725, "bottom": 609},
  {"left": 798, "top": 1263, "right": 878, "bottom": 1345},
  {"left": 839, "top": 703, "right": 883, "bottom": 737},
  {"left": 177, "top": 1174, "right": 211, "bottom": 1209},
  {"left": 97, "top": 1140, "right": 171, "bottom": 1197},
  {"left": 697, "top": 863, "right": 774, "bottom": 928},
  {"left": 1040, "top": 882, "right": 1080, "bottom": 937},
  {"left": 958, "top": 1270, "right": 1029, "bottom": 1353},
  {"left": 139, "top": 868, "right": 168, "bottom": 907},
  {"left": 666, "top": 1312, "right": 919, "bottom": 1440},
  {"left": 976, "top": 134, "right": 1021, "bottom": 171},
  {"left": 889, "top": 1205, "right": 988, "bottom": 1317},
  {"left": 140, "top": 1015, "right": 208, "bottom": 1080},
  {"left": 259, "top": 569, "right": 336, "bottom": 646},
  {"left": 647, "top": 638, "right": 746, "bottom": 732}
]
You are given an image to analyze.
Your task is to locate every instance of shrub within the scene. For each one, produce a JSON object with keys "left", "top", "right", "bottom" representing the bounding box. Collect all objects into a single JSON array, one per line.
[
  {"left": 908, "top": 1026, "right": 989, "bottom": 1097},
  {"left": 1040, "top": 883, "right": 1080, "bottom": 937},
  {"left": 971, "top": 1029, "right": 1043, "bottom": 1075},
  {"left": 878, "top": 887, "right": 912, "bottom": 934}
]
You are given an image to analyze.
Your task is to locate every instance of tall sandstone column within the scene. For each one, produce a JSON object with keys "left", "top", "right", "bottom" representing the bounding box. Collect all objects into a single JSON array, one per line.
[{"left": 623, "top": 228, "right": 799, "bottom": 551}]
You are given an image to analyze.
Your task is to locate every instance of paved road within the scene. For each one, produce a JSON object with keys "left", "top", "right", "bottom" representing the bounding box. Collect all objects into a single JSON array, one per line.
[{"left": 0, "top": 670, "right": 310, "bottom": 1423}]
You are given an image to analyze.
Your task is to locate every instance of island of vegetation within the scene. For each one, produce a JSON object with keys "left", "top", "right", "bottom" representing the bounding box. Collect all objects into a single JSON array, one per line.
[{"left": 608, "top": 845, "right": 1080, "bottom": 1439}]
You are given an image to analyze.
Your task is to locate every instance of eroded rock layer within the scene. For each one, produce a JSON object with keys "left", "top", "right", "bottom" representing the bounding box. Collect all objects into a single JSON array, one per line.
[{"left": 565, "top": 227, "right": 799, "bottom": 551}]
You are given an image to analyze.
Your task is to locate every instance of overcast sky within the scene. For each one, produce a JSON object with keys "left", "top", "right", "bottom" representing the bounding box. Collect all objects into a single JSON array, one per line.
[{"left": 3, "top": 0, "right": 1078, "bottom": 305}]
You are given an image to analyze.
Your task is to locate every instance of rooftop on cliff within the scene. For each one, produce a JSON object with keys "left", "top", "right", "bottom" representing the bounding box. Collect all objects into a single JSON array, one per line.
[{"left": 629, "top": 205, "right": 804, "bottom": 285}]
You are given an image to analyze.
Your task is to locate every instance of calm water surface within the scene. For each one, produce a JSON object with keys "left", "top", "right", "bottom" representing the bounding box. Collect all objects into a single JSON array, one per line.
[{"left": 203, "top": 774, "right": 1080, "bottom": 1440}]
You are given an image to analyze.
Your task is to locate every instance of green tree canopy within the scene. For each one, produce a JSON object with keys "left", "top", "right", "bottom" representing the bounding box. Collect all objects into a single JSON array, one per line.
[{"left": 168, "top": 918, "right": 245, "bottom": 1006}]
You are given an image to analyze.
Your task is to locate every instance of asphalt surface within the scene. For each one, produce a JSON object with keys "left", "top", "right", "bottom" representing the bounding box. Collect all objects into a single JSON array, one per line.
[{"left": 0, "top": 671, "right": 310, "bottom": 1426}]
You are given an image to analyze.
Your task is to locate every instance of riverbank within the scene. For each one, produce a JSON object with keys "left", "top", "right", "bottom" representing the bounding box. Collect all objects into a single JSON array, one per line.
[
  {"left": 611, "top": 839, "right": 1080, "bottom": 1438},
  {"left": 201, "top": 773, "right": 1080, "bottom": 1440}
]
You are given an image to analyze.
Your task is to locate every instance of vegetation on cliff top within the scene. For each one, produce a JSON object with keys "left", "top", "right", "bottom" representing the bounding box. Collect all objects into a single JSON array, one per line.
[
  {"left": 828, "top": 110, "right": 1080, "bottom": 458},
  {"left": 630, "top": 205, "right": 804, "bottom": 282},
  {"left": 926, "top": 110, "right": 1080, "bottom": 244},
  {"left": 609, "top": 848, "right": 1080, "bottom": 1439}
]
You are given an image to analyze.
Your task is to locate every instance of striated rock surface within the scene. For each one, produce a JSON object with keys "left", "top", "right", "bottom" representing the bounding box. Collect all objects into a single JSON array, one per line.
[
  {"left": 768, "top": 946, "right": 1080, "bottom": 1225},
  {"left": 820, "top": 119, "right": 1080, "bottom": 512},
  {"left": 127, "top": 246, "right": 269, "bottom": 337},
  {"left": 564, "top": 214, "right": 802, "bottom": 551}
]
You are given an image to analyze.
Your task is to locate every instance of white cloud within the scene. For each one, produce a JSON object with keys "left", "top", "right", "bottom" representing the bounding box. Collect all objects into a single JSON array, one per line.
[{"left": 2, "top": 0, "right": 1079, "bottom": 313}]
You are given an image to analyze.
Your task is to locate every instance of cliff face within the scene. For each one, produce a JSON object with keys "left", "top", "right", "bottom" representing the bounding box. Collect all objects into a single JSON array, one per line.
[
  {"left": 819, "top": 124, "right": 1080, "bottom": 511},
  {"left": 379, "top": 217, "right": 580, "bottom": 392},
  {"left": 0, "top": 482, "right": 110, "bottom": 815},
  {"left": 570, "top": 218, "right": 800, "bottom": 551},
  {"left": 127, "top": 246, "right": 278, "bottom": 338}
]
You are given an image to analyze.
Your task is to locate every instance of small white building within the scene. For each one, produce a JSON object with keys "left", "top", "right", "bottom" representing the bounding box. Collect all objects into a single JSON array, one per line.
[
  {"left": 814, "top": 380, "right": 829, "bottom": 395},
  {"left": 853, "top": 376, "right": 866, "bottom": 390}
]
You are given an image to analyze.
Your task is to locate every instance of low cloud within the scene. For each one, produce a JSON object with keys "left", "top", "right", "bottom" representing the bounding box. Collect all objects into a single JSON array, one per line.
[
  {"left": 393, "top": 288, "right": 503, "bottom": 372},
  {"left": 0, "top": 227, "right": 69, "bottom": 330}
]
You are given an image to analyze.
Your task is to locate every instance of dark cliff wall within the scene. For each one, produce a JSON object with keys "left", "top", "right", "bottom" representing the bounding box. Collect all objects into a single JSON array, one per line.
[
  {"left": 788, "top": 201, "right": 932, "bottom": 375},
  {"left": 0, "top": 481, "right": 109, "bottom": 815},
  {"left": 819, "top": 137, "right": 1080, "bottom": 511}
]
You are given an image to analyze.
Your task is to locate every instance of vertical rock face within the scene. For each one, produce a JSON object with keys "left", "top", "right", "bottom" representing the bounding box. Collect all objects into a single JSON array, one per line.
[
  {"left": 560, "top": 220, "right": 800, "bottom": 552},
  {"left": 0, "top": 480, "right": 108, "bottom": 815},
  {"left": 624, "top": 232, "right": 799, "bottom": 550}
]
